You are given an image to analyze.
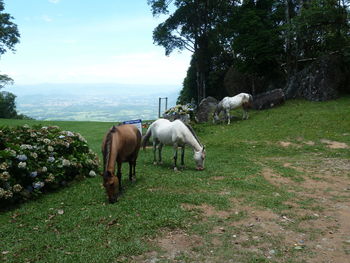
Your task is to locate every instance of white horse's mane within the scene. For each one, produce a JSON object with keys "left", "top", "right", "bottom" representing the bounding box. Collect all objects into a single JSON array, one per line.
[{"left": 181, "top": 121, "right": 203, "bottom": 148}]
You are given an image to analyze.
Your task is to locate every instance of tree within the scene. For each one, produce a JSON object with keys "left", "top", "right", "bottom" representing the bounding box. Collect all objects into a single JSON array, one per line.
[
  {"left": 150, "top": 0, "right": 350, "bottom": 103},
  {"left": 0, "top": 0, "right": 20, "bottom": 118},
  {"left": 228, "top": 0, "right": 286, "bottom": 93},
  {"left": 0, "top": 73, "right": 13, "bottom": 89},
  {"left": 148, "top": 0, "right": 235, "bottom": 103},
  {"left": 0, "top": 91, "right": 17, "bottom": 118},
  {"left": 177, "top": 57, "right": 197, "bottom": 104},
  {"left": 292, "top": 0, "right": 350, "bottom": 60},
  {"left": 0, "top": 0, "right": 19, "bottom": 88},
  {"left": 0, "top": 0, "right": 19, "bottom": 55}
]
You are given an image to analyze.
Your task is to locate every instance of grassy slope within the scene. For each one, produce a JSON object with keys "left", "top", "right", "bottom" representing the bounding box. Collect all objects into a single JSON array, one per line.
[{"left": 0, "top": 97, "right": 349, "bottom": 263}]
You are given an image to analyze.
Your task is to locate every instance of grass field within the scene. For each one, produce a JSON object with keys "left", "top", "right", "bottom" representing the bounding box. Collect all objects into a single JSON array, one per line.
[{"left": 1, "top": 97, "right": 349, "bottom": 263}]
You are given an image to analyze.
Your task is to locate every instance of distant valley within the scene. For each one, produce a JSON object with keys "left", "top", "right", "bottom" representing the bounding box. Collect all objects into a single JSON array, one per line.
[{"left": 6, "top": 83, "right": 179, "bottom": 122}]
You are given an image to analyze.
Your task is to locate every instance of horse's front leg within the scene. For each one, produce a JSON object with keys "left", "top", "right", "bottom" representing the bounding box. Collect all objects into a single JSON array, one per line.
[
  {"left": 158, "top": 143, "right": 163, "bottom": 164},
  {"left": 153, "top": 140, "right": 158, "bottom": 165},
  {"left": 226, "top": 110, "right": 231, "bottom": 125},
  {"left": 128, "top": 160, "right": 136, "bottom": 182},
  {"left": 117, "top": 162, "right": 122, "bottom": 193},
  {"left": 244, "top": 110, "right": 248, "bottom": 120},
  {"left": 180, "top": 146, "right": 185, "bottom": 169},
  {"left": 173, "top": 144, "right": 178, "bottom": 171}
]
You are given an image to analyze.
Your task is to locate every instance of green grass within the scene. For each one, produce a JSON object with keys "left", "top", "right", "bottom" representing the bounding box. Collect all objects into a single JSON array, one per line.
[{"left": 1, "top": 97, "right": 349, "bottom": 262}]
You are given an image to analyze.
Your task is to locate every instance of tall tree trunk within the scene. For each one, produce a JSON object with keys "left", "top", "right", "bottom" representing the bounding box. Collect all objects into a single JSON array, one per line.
[{"left": 285, "top": 0, "right": 292, "bottom": 77}]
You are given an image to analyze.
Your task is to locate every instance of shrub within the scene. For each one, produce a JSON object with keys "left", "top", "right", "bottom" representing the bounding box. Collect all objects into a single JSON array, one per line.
[
  {"left": 163, "top": 103, "right": 196, "bottom": 123},
  {"left": 0, "top": 125, "right": 99, "bottom": 206}
]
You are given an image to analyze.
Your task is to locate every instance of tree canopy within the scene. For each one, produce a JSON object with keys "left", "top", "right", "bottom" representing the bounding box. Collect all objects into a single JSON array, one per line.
[
  {"left": 0, "top": 0, "right": 20, "bottom": 56},
  {"left": 0, "top": 0, "right": 21, "bottom": 119},
  {"left": 149, "top": 0, "right": 350, "bottom": 103}
]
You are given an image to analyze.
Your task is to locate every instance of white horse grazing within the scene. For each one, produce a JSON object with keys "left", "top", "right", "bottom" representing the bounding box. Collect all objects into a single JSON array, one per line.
[
  {"left": 213, "top": 93, "right": 253, "bottom": 124},
  {"left": 142, "top": 119, "right": 206, "bottom": 171}
]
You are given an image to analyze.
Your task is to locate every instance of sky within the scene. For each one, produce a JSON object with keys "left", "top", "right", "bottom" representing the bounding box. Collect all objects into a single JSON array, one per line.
[{"left": 0, "top": 0, "right": 191, "bottom": 87}]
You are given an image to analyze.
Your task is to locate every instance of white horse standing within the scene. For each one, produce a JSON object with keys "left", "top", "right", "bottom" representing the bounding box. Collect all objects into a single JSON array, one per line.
[
  {"left": 213, "top": 93, "right": 253, "bottom": 124},
  {"left": 142, "top": 119, "right": 206, "bottom": 171}
]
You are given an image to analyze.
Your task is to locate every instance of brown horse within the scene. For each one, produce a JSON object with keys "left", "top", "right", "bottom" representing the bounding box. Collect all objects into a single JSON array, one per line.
[{"left": 101, "top": 124, "right": 141, "bottom": 203}]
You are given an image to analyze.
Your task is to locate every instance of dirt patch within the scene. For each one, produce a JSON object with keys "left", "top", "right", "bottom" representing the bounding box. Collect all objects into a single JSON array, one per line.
[
  {"left": 261, "top": 156, "right": 350, "bottom": 262},
  {"left": 212, "top": 176, "right": 225, "bottom": 181},
  {"left": 261, "top": 167, "right": 292, "bottom": 186},
  {"left": 181, "top": 203, "right": 231, "bottom": 219},
  {"left": 320, "top": 139, "right": 349, "bottom": 149},
  {"left": 156, "top": 230, "right": 202, "bottom": 259},
  {"left": 304, "top": 141, "right": 316, "bottom": 146},
  {"left": 300, "top": 203, "right": 350, "bottom": 263},
  {"left": 135, "top": 155, "right": 350, "bottom": 263},
  {"left": 266, "top": 156, "right": 350, "bottom": 177},
  {"left": 279, "top": 141, "right": 293, "bottom": 147},
  {"left": 132, "top": 230, "right": 203, "bottom": 262}
]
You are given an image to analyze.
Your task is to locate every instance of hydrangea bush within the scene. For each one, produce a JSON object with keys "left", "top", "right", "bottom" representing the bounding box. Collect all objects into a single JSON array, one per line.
[
  {"left": 163, "top": 103, "right": 196, "bottom": 123},
  {"left": 0, "top": 125, "right": 99, "bottom": 206}
]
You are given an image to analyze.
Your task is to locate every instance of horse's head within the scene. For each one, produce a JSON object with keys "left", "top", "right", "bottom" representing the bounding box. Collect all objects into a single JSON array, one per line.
[
  {"left": 194, "top": 146, "right": 206, "bottom": 171},
  {"left": 102, "top": 170, "right": 119, "bottom": 203},
  {"left": 213, "top": 111, "right": 220, "bottom": 123}
]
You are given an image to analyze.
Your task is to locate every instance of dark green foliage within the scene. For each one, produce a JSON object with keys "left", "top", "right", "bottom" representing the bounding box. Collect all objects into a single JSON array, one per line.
[
  {"left": 0, "top": 74, "right": 13, "bottom": 89},
  {"left": 150, "top": 0, "right": 350, "bottom": 102},
  {"left": 177, "top": 58, "right": 197, "bottom": 104},
  {"left": 230, "top": 0, "right": 284, "bottom": 80},
  {"left": 0, "top": 0, "right": 20, "bottom": 55},
  {"left": 0, "top": 91, "right": 31, "bottom": 119},
  {"left": 291, "top": 0, "right": 350, "bottom": 59},
  {"left": 149, "top": 0, "right": 236, "bottom": 103},
  {"left": 0, "top": 0, "right": 21, "bottom": 119},
  {"left": 0, "top": 91, "right": 17, "bottom": 118}
]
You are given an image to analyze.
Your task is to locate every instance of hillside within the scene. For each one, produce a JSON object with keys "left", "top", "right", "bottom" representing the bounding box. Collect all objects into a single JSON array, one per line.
[
  {"left": 0, "top": 97, "right": 349, "bottom": 263},
  {"left": 4, "top": 83, "right": 179, "bottom": 121}
]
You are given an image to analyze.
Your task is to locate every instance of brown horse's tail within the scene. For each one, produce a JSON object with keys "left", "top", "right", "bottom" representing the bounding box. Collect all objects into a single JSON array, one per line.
[{"left": 142, "top": 125, "right": 152, "bottom": 150}]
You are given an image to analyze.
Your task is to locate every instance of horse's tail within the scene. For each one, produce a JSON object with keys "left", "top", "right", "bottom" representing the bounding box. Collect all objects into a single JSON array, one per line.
[{"left": 142, "top": 124, "right": 153, "bottom": 150}]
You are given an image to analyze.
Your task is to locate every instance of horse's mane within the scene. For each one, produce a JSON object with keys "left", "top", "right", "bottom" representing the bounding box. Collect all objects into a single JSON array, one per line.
[
  {"left": 181, "top": 120, "right": 203, "bottom": 147},
  {"left": 103, "top": 126, "right": 118, "bottom": 172}
]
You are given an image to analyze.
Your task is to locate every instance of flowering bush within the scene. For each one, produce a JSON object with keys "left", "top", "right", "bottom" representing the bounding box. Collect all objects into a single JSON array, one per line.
[
  {"left": 163, "top": 103, "right": 196, "bottom": 123},
  {"left": 0, "top": 125, "right": 99, "bottom": 206}
]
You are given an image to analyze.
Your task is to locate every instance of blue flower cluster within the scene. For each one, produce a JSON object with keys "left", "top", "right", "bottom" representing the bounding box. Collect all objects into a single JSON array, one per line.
[{"left": 0, "top": 125, "right": 99, "bottom": 205}]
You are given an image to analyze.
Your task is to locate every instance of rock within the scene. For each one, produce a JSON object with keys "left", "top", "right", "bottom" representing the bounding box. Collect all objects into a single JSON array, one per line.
[
  {"left": 285, "top": 55, "right": 347, "bottom": 101},
  {"left": 253, "top": 89, "right": 285, "bottom": 110},
  {"left": 195, "top": 96, "right": 218, "bottom": 123}
]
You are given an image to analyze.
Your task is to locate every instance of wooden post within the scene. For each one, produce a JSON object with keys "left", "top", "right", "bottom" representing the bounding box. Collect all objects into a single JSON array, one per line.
[
  {"left": 158, "top": 97, "right": 168, "bottom": 118},
  {"left": 158, "top": 97, "right": 161, "bottom": 118}
]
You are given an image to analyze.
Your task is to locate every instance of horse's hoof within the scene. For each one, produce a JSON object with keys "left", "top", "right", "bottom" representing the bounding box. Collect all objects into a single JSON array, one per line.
[{"left": 173, "top": 167, "right": 178, "bottom": 171}]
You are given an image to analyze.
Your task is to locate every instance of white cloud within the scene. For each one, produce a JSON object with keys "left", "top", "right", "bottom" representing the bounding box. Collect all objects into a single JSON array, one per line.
[
  {"left": 49, "top": 0, "right": 60, "bottom": 4},
  {"left": 42, "top": 15, "right": 53, "bottom": 22},
  {"left": 64, "top": 51, "right": 191, "bottom": 85},
  {"left": 4, "top": 50, "right": 192, "bottom": 86}
]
